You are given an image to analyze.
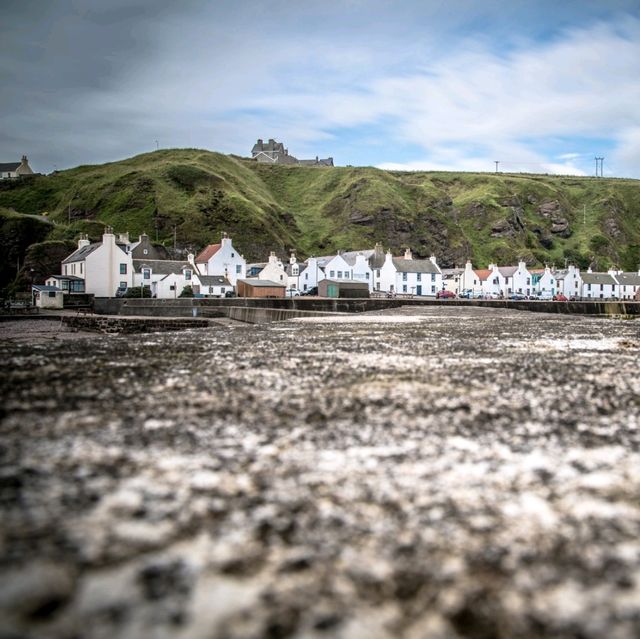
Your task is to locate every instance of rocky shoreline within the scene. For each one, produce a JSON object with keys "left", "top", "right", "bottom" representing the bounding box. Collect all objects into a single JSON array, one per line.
[{"left": 1, "top": 306, "right": 639, "bottom": 638}]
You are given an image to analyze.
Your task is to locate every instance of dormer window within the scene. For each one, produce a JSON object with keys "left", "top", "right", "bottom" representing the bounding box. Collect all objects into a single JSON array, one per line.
[
  {"left": 184, "top": 269, "right": 192, "bottom": 281},
  {"left": 143, "top": 249, "right": 148, "bottom": 255}
]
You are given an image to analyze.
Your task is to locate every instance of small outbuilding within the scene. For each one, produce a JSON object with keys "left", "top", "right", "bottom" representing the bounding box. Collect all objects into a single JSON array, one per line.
[
  {"left": 236, "top": 278, "right": 286, "bottom": 298},
  {"left": 32, "top": 285, "right": 64, "bottom": 309},
  {"left": 318, "top": 279, "right": 370, "bottom": 298}
]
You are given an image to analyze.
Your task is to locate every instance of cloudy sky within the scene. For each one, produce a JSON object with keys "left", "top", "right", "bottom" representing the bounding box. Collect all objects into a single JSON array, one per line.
[{"left": 2, "top": 0, "right": 639, "bottom": 177}]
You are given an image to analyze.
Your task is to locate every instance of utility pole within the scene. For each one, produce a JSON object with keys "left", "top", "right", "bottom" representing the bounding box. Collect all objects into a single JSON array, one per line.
[
  {"left": 494, "top": 161, "right": 499, "bottom": 173},
  {"left": 595, "top": 157, "right": 604, "bottom": 177},
  {"left": 599, "top": 157, "right": 604, "bottom": 177}
]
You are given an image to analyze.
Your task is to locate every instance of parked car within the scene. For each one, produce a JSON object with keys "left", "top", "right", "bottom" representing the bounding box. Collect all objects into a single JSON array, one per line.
[
  {"left": 115, "top": 286, "right": 128, "bottom": 298},
  {"left": 301, "top": 287, "right": 318, "bottom": 296},
  {"left": 509, "top": 293, "right": 527, "bottom": 300},
  {"left": 553, "top": 294, "right": 568, "bottom": 301},
  {"left": 458, "top": 290, "right": 473, "bottom": 299},
  {"left": 436, "top": 290, "right": 456, "bottom": 299},
  {"left": 224, "top": 290, "right": 236, "bottom": 298},
  {"left": 484, "top": 292, "right": 501, "bottom": 299}
]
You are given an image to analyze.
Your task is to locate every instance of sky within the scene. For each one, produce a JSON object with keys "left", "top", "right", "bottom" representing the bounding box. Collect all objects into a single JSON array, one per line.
[{"left": 1, "top": 0, "right": 640, "bottom": 177}]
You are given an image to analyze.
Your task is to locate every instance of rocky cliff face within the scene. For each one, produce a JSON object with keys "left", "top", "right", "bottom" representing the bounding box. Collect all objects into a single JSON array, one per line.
[{"left": 0, "top": 151, "right": 639, "bottom": 291}]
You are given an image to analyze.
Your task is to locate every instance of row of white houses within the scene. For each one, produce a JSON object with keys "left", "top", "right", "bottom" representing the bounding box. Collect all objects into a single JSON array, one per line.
[
  {"left": 42, "top": 229, "right": 640, "bottom": 301},
  {"left": 442, "top": 261, "right": 640, "bottom": 300}
]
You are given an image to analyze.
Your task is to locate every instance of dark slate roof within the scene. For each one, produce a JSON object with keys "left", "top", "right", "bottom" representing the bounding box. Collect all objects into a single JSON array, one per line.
[
  {"left": 48, "top": 274, "right": 84, "bottom": 281},
  {"left": 238, "top": 278, "right": 286, "bottom": 288},
  {"left": 133, "top": 259, "right": 191, "bottom": 275},
  {"left": 614, "top": 272, "right": 640, "bottom": 286},
  {"left": 581, "top": 273, "right": 617, "bottom": 285},
  {"left": 32, "top": 284, "right": 60, "bottom": 292},
  {"left": 284, "top": 262, "right": 307, "bottom": 276},
  {"left": 341, "top": 250, "right": 374, "bottom": 267},
  {"left": 197, "top": 275, "right": 231, "bottom": 286},
  {"left": 62, "top": 243, "right": 101, "bottom": 264},
  {"left": 392, "top": 258, "right": 439, "bottom": 274},
  {"left": 0, "top": 162, "right": 21, "bottom": 172}
]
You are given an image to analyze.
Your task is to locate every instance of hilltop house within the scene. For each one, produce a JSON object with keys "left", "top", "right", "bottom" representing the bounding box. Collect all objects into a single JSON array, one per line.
[
  {"left": 60, "top": 229, "right": 133, "bottom": 297},
  {"left": 193, "top": 234, "right": 246, "bottom": 286},
  {"left": 251, "top": 139, "right": 334, "bottom": 167},
  {"left": 0, "top": 155, "right": 34, "bottom": 179}
]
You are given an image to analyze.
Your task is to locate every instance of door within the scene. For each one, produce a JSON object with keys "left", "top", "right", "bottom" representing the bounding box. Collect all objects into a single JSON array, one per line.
[{"left": 416, "top": 285, "right": 422, "bottom": 296}]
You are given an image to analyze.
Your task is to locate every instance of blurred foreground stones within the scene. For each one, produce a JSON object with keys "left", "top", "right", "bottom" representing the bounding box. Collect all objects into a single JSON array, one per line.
[{"left": 1, "top": 307, "right": 639, "bottom": 639}]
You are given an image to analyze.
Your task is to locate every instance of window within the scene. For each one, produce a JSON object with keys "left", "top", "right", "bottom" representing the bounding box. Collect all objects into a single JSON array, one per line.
[
  {"left": 417, "top": 273, "right": 421, "bottom": 281},
  {"left": 293, "top": 266, "right": 298, "bottom": 275},
  {"left": 330, "top": 270, "right": 335, "bottom": 278},
  {"left": 236, "top": 264, "right": 241, "bottom": 274},
  {"left": 80, "top": 263, "right": 83, "bottom": 274},
  {"left": 221, "top": 287, "right": 225, "bottom": 293},
  {"left": 231, "top": 252, "right": 235, "bottom": 258},
  {"left": 366, "top": 272, "right": 369, "bottom": 280},
  {"left": 338, "top": 271, "right": 343, "bottom": 278},
  {"left": 143, "top": 249, "right": 148, "bottom": 255},
  {"left": 170, "top": 285, "right": 175, "bottom": 291},
  {"left": 402, "top": 285, "right": 407, "bottom": 292},
  {"left": 48, "top": 291, "right": 56, "bottom": 298},
  {"left": 143, "top": 268, "right": 151, "bottom": 280},
  {"left": 432, "top": 286, "right": 436, "bottom": 294},
  {"left": 376, "top": 269, "right": 380, "bottom": 277},
  {"left": 120, "top": 263, "right": 127, "bottom": 275},
  {"left": 305, "top": 273, "right": 308, "bottom": 280},
  {"left": 431, "top": 274, "right": 436, "bottom": 282},
  {"left": 402, "top": 272, "right": 407, "bottom": 281},
  {"left": 71, "top": 264, "right": 75, "bottom": 275},
  {"left": 280, "top": 275, "right": 283, "bottom": 280},
  {"left": 184, "top": 269, "right": 192, "bottom": 280}
]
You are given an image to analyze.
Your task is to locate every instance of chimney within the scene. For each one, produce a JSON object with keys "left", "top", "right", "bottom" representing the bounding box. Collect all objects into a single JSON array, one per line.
[
  {"left": 488, "top": 263, "right": 496, "bottom": 270},
  {"left": 118, "top": 232, "right": 130, "bottom": 244},
  {"left": 290, "top": 251, "right": 297, "bottom": 265},
  {"left": 269, "top": 251, "right": 278, "bottom": 264},
  {"left": 221, "top": 232, "right": 229, "bottom": 246},
  {"left": 429, "top": 255, "right": 438, "bottom": 266},
  {"left": 78, "top": 234, "right": 90, "bottom": 249},
  {"left": 404, "top": 248, "right": 412, "bottom": 260}
]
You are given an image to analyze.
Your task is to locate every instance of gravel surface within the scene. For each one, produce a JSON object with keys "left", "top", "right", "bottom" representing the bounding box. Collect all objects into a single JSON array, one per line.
[
  {"left": 0, "top": 319, "right": 98, "bottom": 343},
  {"left": 1, "top": 306, "right": 639, "bottom": 639}
]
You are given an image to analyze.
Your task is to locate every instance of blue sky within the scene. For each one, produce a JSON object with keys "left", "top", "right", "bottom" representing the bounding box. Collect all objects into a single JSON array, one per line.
[{"left": 1, "top": 0, "right": 639, "bottom": 177}]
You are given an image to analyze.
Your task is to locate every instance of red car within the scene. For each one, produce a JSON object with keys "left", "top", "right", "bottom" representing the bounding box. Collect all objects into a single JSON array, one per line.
[
  {"left": 553, "top": 294, "right": 568, "bottom": 301},
  {"left": 437, "top": 290, "right": 456, "bottom": 299}
]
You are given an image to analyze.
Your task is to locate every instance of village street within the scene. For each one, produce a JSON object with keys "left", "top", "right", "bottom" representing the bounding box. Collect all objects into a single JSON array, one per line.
[{"left": 1, "top": 306, "right": 639, "bottom": 638}]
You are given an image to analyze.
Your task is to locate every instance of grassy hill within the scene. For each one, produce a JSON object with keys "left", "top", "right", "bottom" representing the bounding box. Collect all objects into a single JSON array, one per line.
[{"left": 1, "top": 148, "right": 639, "bottom": 293}]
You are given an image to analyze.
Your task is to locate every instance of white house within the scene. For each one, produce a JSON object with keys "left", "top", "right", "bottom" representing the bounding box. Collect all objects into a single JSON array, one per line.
[
  {"left": 194, "top": 233, "right": 246, "bottom": 286},
  {"left": 322, "top": 253, "right": 353, "bottom": 282},
  {"left": 284, "top": 252, "right": 310, "bottom": 292},
  {"left": 555, "top": 265, "right": 582, "bottom": 299},
  {"left": 61, "top": 229, "right": 133, "bottom": 298},
  {"left": 193, "top": 275, "right": 232, "bottom": 297},
  {"left": 0, "top": 155, "right": 34, "bottom": 179},
  {"left": 32, "top": 285, "right": 64, "bottom": 309},
  {"left": 441, "top": 268, "right": 464, "bottom": 295},
  {"left": 258, "top": 252, "right": 288, "bottom": 286},
  {"left": 580, "top": 270, "right": 617, "bottom": 299},
  {"left": 498, "top": 261, "right": 532, "bottom": 296},
  {"left": 380, "top": 249, "right": 442, "bottom": 296},
  {"left": 341, "top": 251, "right": 374, "bottom": 291},
  {"left": 133, "top": 259, "right": 194, "bottom": 298},
  {"left": 461, "top": 260, "right": 483, "bottom": 296},
  {"left": 300, "top": 256, "right": 323, "bottom": 291},
  {"left": 368, "top": 244, "right": 387, "bottom": 292},
  {"left": 531, "top": 266, "right": 557, "bottom": 298},
  {"left": 612, "top": 269, "right": 640, "bottom": 300}
]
